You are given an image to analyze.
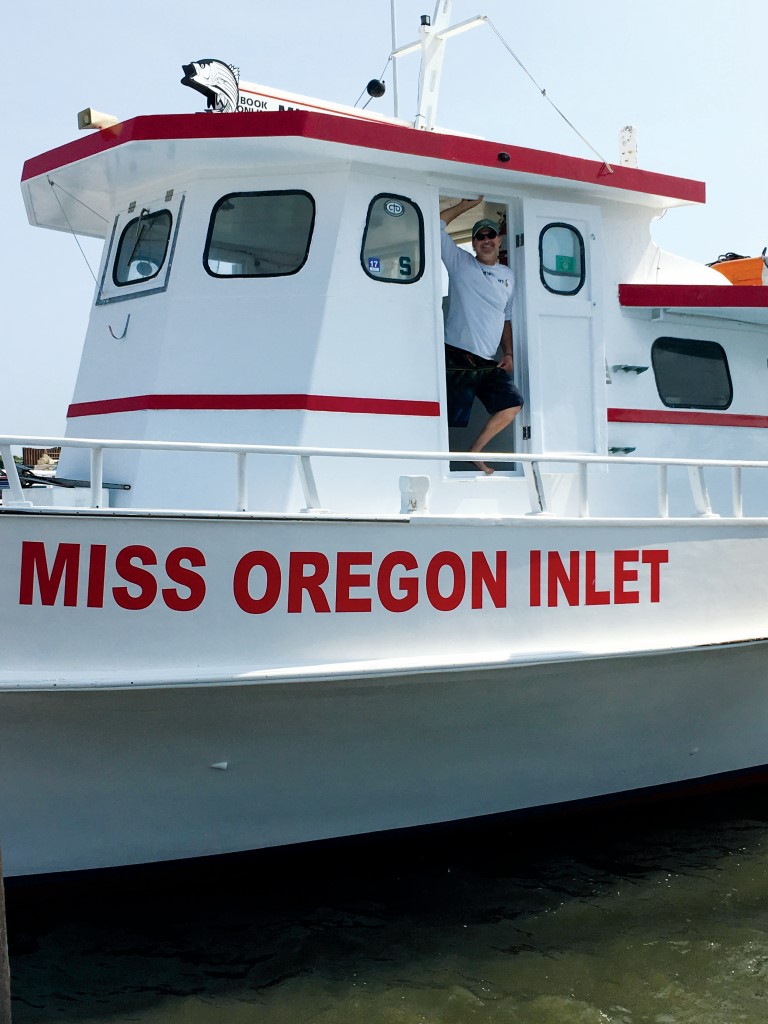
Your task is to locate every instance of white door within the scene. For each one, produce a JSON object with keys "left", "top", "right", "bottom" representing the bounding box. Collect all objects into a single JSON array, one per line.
[{"left": 517, "top": 199, "right": 605, "bottom": 455}]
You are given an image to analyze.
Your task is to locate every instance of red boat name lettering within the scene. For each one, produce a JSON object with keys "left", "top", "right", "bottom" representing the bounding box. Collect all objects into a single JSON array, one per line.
[
  {"left": 18, "top": 541, "right": 207, "bottom": 611},
  {"left": 232, "top": 549, "right": 507, "bottom": 614},
  {"left": 529, "top": 548, "right": 669, "bottom": 607},
  {"left": 17, "top": 542, "right": 668, "bottom": 613}
]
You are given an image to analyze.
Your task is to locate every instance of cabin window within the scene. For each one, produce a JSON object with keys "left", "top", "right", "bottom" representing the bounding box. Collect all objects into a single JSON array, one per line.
[
  {"left": 204, "top": 191, "right": 315, "bottom": 277},
  {"left": 360, "top": 194, "right": 424, "bottom": 283},
  {"left": 113, "top": 210, "right": 172, "bottom": 286},
  {"left": 652, "top": 337, "right": 732, "bottom": 409},
  {"left": 539, "top": 223, "right": 585, "bottom": 295}
]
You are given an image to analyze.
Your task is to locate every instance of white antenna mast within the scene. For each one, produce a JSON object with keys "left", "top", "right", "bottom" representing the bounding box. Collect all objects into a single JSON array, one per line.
[
  {"left": 391, "top": 0, "right": 486, "bottom": 130},
  {"left": 390, "top": 0, "right": 400, "bottom": 120}
]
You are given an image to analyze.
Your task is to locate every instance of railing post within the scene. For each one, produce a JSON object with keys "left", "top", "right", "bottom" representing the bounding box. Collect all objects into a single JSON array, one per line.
[
  {"left": 0, "top": 444, "right": 32, "bottom": 508},
  {"left": 297, "top": 455, "right": 324, "bottom": 511},
  {"left": 522, "top": 460, "right": 547, "bottom": 514},
  {"left": 657, "top": 464, "right": 668, "bottom": 518},
  {"left": 731, "top": 466, "right": 743, "bottom": 518},
  {"left": 688, "top": 464, "right": 716, "bottom": 517},
  {"left": 235, "top": 452, "right": 248, "bottom": 512},
  {"left": 90, "top": 447, "right": 103, "bottom": 508},
  {"left": 577, "top": 462, "right": 589, "bottom": 518}
]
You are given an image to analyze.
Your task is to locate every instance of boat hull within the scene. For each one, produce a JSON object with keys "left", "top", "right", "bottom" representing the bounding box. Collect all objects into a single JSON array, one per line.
[
  {"left": 3, "top": 509, "right": 768, "bottom": 875},
  {"left": 0, "top": 639, "right": 766, "bottom": 876}
]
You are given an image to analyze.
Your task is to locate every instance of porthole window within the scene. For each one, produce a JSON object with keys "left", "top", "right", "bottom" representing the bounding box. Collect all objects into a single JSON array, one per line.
[
  {"left": 113, "top": 210, "right": 172, "bottom": 286},
  {"left": 652, "top": 337, "right": 732, "bottom": 409},
  {"left": 361, "top": 194, "right": 424, "bottom": 283},
  {"left": 205, "top": 191, "right": 315, "bottom": 278},
  {"left": 539, "top": 222, "right": 585, "bottom": 295}
]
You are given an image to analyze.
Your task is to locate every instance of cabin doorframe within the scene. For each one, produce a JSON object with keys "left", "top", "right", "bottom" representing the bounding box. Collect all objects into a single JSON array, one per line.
[{"left": 438, "top": 193, "right": 522, "bottom": 473}]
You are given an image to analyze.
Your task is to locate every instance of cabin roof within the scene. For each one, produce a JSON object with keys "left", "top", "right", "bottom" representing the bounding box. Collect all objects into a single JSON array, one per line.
[
  {"left": 22, "top": 110, "right": 705, "bottom": 238},
  {"left": 619, "top": 284, "right": 768, "bottom": 326}
]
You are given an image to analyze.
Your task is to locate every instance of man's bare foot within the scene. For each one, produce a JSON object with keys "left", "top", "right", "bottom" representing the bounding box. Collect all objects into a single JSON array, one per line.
[{"left": 474, "top": 460, "right": 494, "bottom": 475}]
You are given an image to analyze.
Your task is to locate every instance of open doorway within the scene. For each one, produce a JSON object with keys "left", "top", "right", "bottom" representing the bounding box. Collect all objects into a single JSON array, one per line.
[{"left": 439, "top": 195, "right": 521, "bottom": 472}]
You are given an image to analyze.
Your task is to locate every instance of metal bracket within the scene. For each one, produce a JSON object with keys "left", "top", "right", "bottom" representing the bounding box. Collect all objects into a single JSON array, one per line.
[{"left": 611, "top": 364, "right": 648, "bottom": 374}]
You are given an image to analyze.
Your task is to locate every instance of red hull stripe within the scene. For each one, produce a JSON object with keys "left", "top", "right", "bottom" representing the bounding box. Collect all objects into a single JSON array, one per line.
[
  {"left": 608, "top": 407, "right": 768, "bottom": 428},
  {"left": 67, "top": 393, "right": 441, "bottom": 419},
  {"left": 22, "top": 111, "right": 705, "bottom": 204}
]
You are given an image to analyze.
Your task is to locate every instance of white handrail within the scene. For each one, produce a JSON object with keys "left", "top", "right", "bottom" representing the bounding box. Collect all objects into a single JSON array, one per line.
[
  {"left": 2, "top": 434, "right": 767, "bottom": 519},
  {"left": 5, "top": 434, "right": 768, "bottom": 470}
]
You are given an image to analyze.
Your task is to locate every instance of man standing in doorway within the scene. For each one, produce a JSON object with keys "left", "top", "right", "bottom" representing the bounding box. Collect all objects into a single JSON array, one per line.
[{"left": 440, "top": 197, "right": 523, "bottom": 474}]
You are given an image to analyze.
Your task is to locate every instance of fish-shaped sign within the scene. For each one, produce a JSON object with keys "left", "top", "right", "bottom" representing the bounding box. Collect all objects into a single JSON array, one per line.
[{"left": 181, "top": 59, "right": 240, "bottom": 114}]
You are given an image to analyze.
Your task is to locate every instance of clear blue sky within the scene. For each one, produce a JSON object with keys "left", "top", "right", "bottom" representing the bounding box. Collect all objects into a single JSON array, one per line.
[{"left": 3, "top": 0, "right": 767, "bottom": 436}]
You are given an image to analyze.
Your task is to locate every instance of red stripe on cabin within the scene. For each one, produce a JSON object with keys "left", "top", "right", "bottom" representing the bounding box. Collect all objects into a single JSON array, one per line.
[
  {"left": 618, "top": 283, "right": 768, "bottom": 309},
  {"left": 22, "top": 111, "right": 705, "bottom": 204},
  {"left": 608, "top": 408, "right": 768, "bottom": 428},
  {"left": 66, "top": 393, "right": 441, "bottom": 419}
]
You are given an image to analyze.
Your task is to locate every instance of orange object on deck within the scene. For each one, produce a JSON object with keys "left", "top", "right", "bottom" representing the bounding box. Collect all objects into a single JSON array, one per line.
[{"left": 711, "top": 256, "right": 765, "bottom": 285}]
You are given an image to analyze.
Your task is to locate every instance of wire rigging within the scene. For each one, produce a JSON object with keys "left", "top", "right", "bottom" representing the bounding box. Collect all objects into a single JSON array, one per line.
[
  {"left": 47, "top": 177, "right": 106, "bottom": 282},
  {"left": 354, "top": 55, "right": 393, "bottom": 109},
  {"left": 482, "top": 17, "right": 612, "bottom": 173},
  {"left": 360, "top": 11, "right": 613, "bottom": 171}
]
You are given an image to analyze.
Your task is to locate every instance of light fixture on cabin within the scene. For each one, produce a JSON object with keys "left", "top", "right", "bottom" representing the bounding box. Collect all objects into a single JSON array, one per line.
[{"left": 77, "top": 108, "right": 118, "bottom": 131}]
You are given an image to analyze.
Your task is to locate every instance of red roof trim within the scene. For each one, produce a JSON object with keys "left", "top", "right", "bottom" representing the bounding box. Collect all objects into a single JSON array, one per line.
[
  {"left": 608, "top": 407, "right": 768, "bottom": 428},
  {"left": 22, "top": 111, "right": 705, "bottom": 203},
  {"left": 619, "top": 284, "right": 768, "bottom": 309},
  {"left": 66, "top": 393, "right": 441, "bottom": 419}
]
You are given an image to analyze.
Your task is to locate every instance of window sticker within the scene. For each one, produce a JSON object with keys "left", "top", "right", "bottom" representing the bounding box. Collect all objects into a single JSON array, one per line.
[
  {"left": 361, "top": 194, "right": 424, "bottom": 284},
  {"left": 539, "top": 223, "right": 586, "bottom": 295}
]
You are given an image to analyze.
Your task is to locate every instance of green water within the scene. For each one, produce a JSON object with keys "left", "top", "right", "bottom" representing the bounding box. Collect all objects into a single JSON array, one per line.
[{"left": 9, "top": 788, "right": 768, "bottom": 1023}]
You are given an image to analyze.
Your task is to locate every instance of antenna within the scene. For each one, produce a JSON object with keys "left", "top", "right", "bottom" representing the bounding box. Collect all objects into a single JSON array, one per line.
[
  {"left": 390, "top": 0, "right": 400, "bottom": 120},
  {"left": 391, "top": 1, "right": 486, "bottom": 130},
  {"left": 388, "top": 4, "right": 612, "bottom": 167}
]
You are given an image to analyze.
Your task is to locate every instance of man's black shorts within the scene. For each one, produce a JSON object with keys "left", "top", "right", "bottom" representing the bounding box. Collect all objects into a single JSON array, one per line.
[{"left": 445, "top": 344, "right": 524, "bottom": 429}]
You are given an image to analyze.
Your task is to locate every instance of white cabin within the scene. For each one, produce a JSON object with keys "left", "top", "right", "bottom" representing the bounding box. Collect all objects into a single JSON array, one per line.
[{"left": 20, "top": 109, "right": 768, "bottom": 518}]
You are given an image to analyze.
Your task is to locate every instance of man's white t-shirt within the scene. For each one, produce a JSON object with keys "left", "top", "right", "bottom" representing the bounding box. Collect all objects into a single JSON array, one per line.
[{"left": 440, "top": 221, "right": 514, "bottom": 360}]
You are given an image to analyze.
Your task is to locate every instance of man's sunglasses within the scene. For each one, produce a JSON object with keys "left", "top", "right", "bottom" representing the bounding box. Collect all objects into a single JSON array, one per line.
[{"left": 474, "top": 230, "right": 497, "bottom": 241}]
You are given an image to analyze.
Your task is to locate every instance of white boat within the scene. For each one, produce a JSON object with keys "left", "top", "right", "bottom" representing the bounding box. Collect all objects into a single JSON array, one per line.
[{"left": 3, "top": 7, "right": 768, "bottom": 877}]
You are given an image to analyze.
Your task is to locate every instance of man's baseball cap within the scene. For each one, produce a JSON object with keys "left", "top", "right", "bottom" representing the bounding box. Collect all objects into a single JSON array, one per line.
[{"left": 472, "top": 218, "right": 499, "bottom": 238}]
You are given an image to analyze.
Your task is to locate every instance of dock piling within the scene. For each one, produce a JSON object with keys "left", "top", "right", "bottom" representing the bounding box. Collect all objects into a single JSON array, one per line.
[{"left": 0, "top": 847, "right": 11, "bottom": 1023}]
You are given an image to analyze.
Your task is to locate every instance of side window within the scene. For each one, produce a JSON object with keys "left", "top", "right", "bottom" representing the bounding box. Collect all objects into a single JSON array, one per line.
[
  {"left": 113, "top": 210, "right": 173, "bottom": 286},
  {"left": 361, "top": 194, "right": 424, "bottom": 283},
  {"left": 204, "top": 191, "right": 315, "bottom": 278},
  {"left": 97, "top": 193, "right": 184, "bottom": 306},
  {"left": 652, "top": 337, "right": 732, "bottom": 409},
  {"left": 539, "top": 222, "right": 585, "bottom": 295}
]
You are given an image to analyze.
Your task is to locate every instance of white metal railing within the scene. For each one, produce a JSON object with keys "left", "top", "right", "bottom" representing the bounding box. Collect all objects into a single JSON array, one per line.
[{"left": 3, "top": 435, "right": 768, "bottom": 519}]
